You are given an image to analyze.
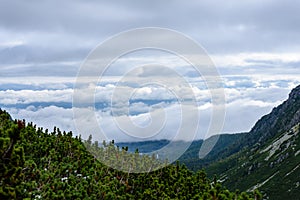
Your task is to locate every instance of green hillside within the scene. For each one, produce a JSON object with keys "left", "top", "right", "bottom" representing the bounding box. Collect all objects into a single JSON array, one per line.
[
  {"left": 206, "top": 123, "right": 300, "bottom": 200},
  {"left": 0, "top": 109, "right": 258, "bottom": 199}
]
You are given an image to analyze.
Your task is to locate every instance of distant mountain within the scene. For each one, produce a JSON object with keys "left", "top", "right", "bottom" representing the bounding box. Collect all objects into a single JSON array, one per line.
[
  {"left": 117, "top": 139, "right": 170, "bottom": 153},
  {"left": 116, "top": 133, "right": 246, "bottom": 171},
  {"left": 177, "top": 133, "right": 245, "bottom": 171}
]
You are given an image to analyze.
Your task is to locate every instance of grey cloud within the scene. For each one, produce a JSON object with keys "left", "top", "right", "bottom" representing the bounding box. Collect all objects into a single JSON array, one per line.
[
  {"left": 1, "top": 0, "right": 300, "bottom": 58},
  {"left": 0, "top": 0, "right": 140, "bottom": 35},
  {"left": 1, "top": 0, "right": 300, "bottom": 141},
  {"left": 0, "top": 62, "right": 80, "bottom": 77}
]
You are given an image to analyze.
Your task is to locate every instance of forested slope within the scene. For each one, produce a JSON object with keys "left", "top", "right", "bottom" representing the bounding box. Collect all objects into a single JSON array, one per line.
[{"left": 0, "top": 109, "right": 259, "bottom": 199}]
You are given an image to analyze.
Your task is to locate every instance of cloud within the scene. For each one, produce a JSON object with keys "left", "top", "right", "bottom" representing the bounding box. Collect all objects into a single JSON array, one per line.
[
  {"left": 1, "top": 0, "right": 300, "bottom": 70},
  {"left": 7, "top": 106, "right": 75, "bottom": 133},
  {"left": 1, "top": 1, "right": 300, "bottom": 142},
  {"left": 0, "top": 89, "right": 73, "bottom": 104},
  {"left": 2, "top": 76, "right": 299, "bottom": 142},
  {"left": 2, "top": 90, "right": 283, "bottom": 142}
]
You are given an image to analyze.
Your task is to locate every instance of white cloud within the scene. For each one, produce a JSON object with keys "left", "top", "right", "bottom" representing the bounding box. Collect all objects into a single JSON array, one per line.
[
  {"left": 7, "top": 106, "right": 75, "bottom": 133},
  {"left": 1, "top": 0, "right": 300, "bottom": 145},
  {"left": 1, "top": 70, "right": 299, "bottom": 142},
  {"left": 3, "top": 77, "right": 296, "bottom": 142},
  {"left": 3, "top": 89, "right": 281, "bottom": 142}
]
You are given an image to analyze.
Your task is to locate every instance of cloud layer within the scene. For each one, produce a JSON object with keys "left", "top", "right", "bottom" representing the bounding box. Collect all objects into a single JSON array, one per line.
[
  {"left": 1, "top": 1, "right": 300, "bottom": 142},
  {"left": 1, "top": 76, "right": 299, "bottom": 142}
]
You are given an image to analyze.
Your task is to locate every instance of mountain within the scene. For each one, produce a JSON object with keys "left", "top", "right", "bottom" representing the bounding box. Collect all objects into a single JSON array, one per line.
[
  {"left": 117, "top": 133, "right": 246, "bottom": 171},
  {"left": 119, "top": 85, "right": 300, "bottom": 199},
  {"left": 244, "top": 84, "right": 300, "bottom": 147},
  {"left": 177, "top": 133, "right": 245, "bottom": 171},
  {"left": 204, "top": 85, "right": 300, "bottom": 200},
  {"left": 206, "top": 123, "right": 300, "bottom": 200},
  {"left": 200, "top": 85, "right": 300, "bottom": 171},
  {"left": 1, "top": 85, "right": 299, "bottom": 199}
]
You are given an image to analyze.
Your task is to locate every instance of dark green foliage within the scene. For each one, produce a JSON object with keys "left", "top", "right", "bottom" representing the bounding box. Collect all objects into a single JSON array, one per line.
[{"left": 0, "top": 109, "right": 257, "bottom": 199}]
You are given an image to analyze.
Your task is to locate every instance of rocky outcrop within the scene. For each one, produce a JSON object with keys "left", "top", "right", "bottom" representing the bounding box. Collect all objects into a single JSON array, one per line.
[{"left": 248, "top": 85, "right": 300, "bottom": 145}]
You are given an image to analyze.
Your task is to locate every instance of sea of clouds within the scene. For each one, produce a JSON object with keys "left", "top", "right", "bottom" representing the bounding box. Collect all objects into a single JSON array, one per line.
[{"left": 1, "top": 52, "right": 299, "bottom": 142}]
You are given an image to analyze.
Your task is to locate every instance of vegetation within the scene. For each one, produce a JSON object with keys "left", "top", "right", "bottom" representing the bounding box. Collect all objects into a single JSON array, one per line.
[{"left": 0, "top": 109, "right": 259, "bottom": 199}]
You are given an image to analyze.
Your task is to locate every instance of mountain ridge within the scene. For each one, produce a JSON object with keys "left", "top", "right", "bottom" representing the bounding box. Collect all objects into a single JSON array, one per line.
[{"left": 118, "top": 85, "right": 300, "bottom": 199}]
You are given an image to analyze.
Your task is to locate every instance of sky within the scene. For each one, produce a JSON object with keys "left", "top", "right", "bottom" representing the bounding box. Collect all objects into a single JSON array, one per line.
[{"left": 0, "top": 0, "right": 299, "bottom": 142}]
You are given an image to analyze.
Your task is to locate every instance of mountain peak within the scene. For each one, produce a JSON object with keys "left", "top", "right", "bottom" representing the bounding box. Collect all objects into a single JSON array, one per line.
[
  {"left": 289, "top": 84, "right": 300, "bottom": 100},
  {"left": 247, "top": 85, "right": 300, "bottom": 145},
  {"left": 203, "top": 85, "right": 300, "bottom": 200}
]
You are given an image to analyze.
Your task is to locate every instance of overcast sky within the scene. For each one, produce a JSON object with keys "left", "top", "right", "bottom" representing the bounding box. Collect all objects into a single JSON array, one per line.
[
  {"left": 0, "top": 0, "right": 300, "bottom": 142},
  {"left": 1, "top": 0, "right": 300, "bottom": 65}
]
